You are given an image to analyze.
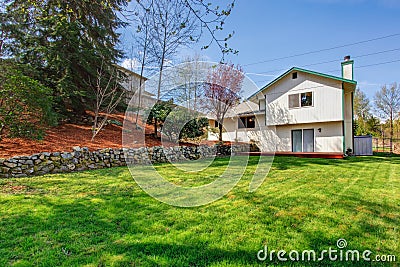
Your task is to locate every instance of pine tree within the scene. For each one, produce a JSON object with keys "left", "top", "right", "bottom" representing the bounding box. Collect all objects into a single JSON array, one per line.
[{"left": 1, "top": 0, "right": 128, "bottom": 115}]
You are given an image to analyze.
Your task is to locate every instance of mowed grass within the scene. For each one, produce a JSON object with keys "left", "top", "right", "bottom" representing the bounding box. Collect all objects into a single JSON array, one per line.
[{"left": 0, "top": 156, "right": 399, "bottom": 267}]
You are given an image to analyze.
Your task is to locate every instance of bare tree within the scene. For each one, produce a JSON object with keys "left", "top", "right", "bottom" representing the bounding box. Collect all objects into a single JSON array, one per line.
[
  {"left": 129, "top": 0, "right": 236, "bottom": 136},
  {"left": 133, "top": 0, "right": 154, "bottom": 128},
  {"left": 182, "top": 0, "right": 237, "bottom": 57},
  {"left": 132, "top": 0, "right": 236, "bottom": 97},
  {"left": 91, "top": 63, "right": 125, "bottom": 141},
  {"left": 171, "top": 55, "right": 208, "bottom": 111},
  {"left": 133, "top": 0, "right": 199, "bottom": 137},
  {"left": 374, "top": 83, "right": 400, "bottom": 153},
  {"left": 147, "top": 0, "right": 199, "bottom": 100},
  {"left": 203, "top": 63, "right": 244, "bottom": 141}
]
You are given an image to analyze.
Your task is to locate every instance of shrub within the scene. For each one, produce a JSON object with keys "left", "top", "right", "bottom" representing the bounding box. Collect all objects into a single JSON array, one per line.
[
  {"left": 180, "top": 117, "right": 209, "bottom": 140},
  {"left": 0, "top": 60, "right": 57, "bottom": 140}
]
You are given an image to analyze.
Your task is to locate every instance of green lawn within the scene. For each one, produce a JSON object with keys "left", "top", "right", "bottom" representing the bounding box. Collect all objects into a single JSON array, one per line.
[{"left": 0, "top": 156, "right": 399, "bottom": 266}]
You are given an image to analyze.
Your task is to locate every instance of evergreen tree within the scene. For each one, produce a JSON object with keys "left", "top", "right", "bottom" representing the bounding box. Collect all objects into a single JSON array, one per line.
[{"left": 1, "top": 0, "right": 128, "bottom": 115}]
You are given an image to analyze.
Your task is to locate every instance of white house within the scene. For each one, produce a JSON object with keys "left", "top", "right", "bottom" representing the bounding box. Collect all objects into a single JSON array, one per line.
[
  {"left": 209, "top": 56, "right": 357, "bottom": 155},
  {"left": 115, "top": 65, "right": 157, "bottom": 108}
]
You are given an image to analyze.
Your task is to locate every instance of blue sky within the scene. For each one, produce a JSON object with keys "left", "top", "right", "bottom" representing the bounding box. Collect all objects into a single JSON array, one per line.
[{"left": 120, "top": 0, "right": 400, "bottom": 100}]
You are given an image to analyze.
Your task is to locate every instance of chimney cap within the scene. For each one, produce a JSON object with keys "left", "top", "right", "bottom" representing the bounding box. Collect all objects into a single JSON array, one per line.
[{"left": 344, "top": 55, "right": 351, "bottom": 61}]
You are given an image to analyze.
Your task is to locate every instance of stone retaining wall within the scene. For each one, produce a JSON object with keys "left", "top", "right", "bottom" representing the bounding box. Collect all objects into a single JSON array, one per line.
[{"left": 0, "top": 144, "right": 249, "bottom": 178}]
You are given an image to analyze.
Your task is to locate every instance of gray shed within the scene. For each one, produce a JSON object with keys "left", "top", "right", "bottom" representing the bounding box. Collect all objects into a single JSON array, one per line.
[{"left": 354, "top": 136, "right": 373, "bottom": 156}]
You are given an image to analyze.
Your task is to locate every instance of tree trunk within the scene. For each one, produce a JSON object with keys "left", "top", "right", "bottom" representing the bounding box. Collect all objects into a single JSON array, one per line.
[
  {"left": 157, "top": 64, "right": 164, "bottom": 101},
  {"left": 194, "top": 85, "right": 197, "bottom": 112},
  {"left": 154, "top": 117, "right": 158, "bottom": 138},
  {"left": 218, "top": 122, "right": 223, "bottom": 142},
  {"left": 135, "top": 46, "right": 147, "bottom": 128},
  {"left": 154, "top": 18, "right": 168, "bottom": 137},
  {"left": 0, "top": 29, "right": 4, "bottom": 57},
  {"left": 157, "top": 12, "right": 168, "bottom": 101},
  {"left": 91, "top": 110, "right": 99, "bottom": 142}
]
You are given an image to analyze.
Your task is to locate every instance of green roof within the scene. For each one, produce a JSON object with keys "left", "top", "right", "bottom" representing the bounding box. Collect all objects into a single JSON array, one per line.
[{"left": 247, "top": 67, "right": 357, "bottom": 101}]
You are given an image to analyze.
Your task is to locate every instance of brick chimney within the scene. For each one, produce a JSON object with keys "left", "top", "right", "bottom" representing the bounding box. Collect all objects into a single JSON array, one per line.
[{"left": 341, "top": 55, "right": 354, "bottom": 80}]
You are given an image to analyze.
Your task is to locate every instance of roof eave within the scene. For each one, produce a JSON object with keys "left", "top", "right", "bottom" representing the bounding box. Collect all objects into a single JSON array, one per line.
[
  {"left": 247, "top": 67, "right": 357, "bottom": 102},
  {"left": 114, "top": 64, "right": 148, "bottom": 81}
]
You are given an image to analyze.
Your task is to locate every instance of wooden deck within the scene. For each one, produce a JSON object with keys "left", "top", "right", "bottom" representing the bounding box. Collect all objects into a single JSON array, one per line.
[{"left": 236, "top": 151, "right": 344, "bottom": 159}]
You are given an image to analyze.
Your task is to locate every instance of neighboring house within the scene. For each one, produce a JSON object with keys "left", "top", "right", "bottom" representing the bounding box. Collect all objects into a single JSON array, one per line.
[
  {"left": 115, "top": 65, "right": 157, "bottom": 109},
  {"left": 209, "top": 56, "right": 357, "bottom": 155}
]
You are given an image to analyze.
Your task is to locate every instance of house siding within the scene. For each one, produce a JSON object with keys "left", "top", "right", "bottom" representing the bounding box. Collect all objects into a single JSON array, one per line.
[
  {"left": 274, "top": 122, "right": 343, "bottom": 153},
  {"left": 344, "top": 91, "right": 353, "bottom": 152},
  {"left": 208, "top": 119, "right": 343, "bottom": 153},
  {"left": 207, "top": 67, "right": 355, "bottom": 155},
  {"left": 264, "top": 72, "right": 343, "bottom": 126},
  {"left": 208, "top": 114, "right": 265, "bottom": 142}
]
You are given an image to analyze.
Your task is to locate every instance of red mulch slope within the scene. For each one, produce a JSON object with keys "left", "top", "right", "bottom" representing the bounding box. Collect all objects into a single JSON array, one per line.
[
  {"left": 0, "top": 113, "right": 195, "bottom": 158},
  {"left": 0, "top": 112, "right": 238, "bottom": 158}
]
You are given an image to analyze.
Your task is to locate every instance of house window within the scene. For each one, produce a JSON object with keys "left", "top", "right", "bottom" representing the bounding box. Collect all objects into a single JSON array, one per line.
[
  {"left": 301, "top": 92, "right": 313, "bottom": 107},
  {"left": 214, "top": 120, "right": 222, "bottom": 128},
  {"left": 259, "top": 99, "right": 266, "bottom": 111},
  {"left": 292, "top": 72, "right": 298, "bottom": 79},
  {"left": 289, "top": 92, "right": 313, "bottom": 108},
  {"left": 238, "top": 116, "right": 255, "bottom": 129},
  {"left": 289, "top": 94, "right": 300, "bottom": 108}
]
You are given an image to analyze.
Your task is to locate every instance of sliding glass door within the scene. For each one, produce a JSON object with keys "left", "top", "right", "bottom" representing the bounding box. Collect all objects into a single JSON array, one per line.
[
  {"left": 291, "top": 129, "right": 314, "bottom": 152},
  {"left": 292, "top": 130, "right": 303, "bottom": 152},
  {"left": 303, "top": 129, "right": 314, "bottom": 152}
]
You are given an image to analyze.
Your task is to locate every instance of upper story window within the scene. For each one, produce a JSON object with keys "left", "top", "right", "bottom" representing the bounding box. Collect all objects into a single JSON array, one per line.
[
  {"left": 289, "top": 92, "right": 313, "bottom": 108},
  {"left": 259, "top": 99, "right": 266, "bottom": 111},
  {"left": 301, "top": 92, "right": 313, "bottom": 107},
  {"left": 238, "top": 116, "right": 255, "bottom": 129},
  {"left": 292, "top": 72, "right": 298, "bottom": 79},
  {"left": 289, "top": 94, "right": 300, "bottom": 108}
]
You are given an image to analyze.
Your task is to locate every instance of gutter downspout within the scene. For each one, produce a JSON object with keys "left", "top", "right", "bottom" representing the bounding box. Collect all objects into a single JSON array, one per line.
[
  {"left": 342, "top": 82, "right": 346, "bottom": 155},
  {"left": 351, "top": 91, "right": 355, "bottom": 154}
]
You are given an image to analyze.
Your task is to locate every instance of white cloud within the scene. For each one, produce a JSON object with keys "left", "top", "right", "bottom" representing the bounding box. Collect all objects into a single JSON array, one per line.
[
  {"left": 121, "top": 58, "right": 140, "bottom": 71},
  {"left": 121, "top": 58, "right": 176, "bottom": 71}
]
